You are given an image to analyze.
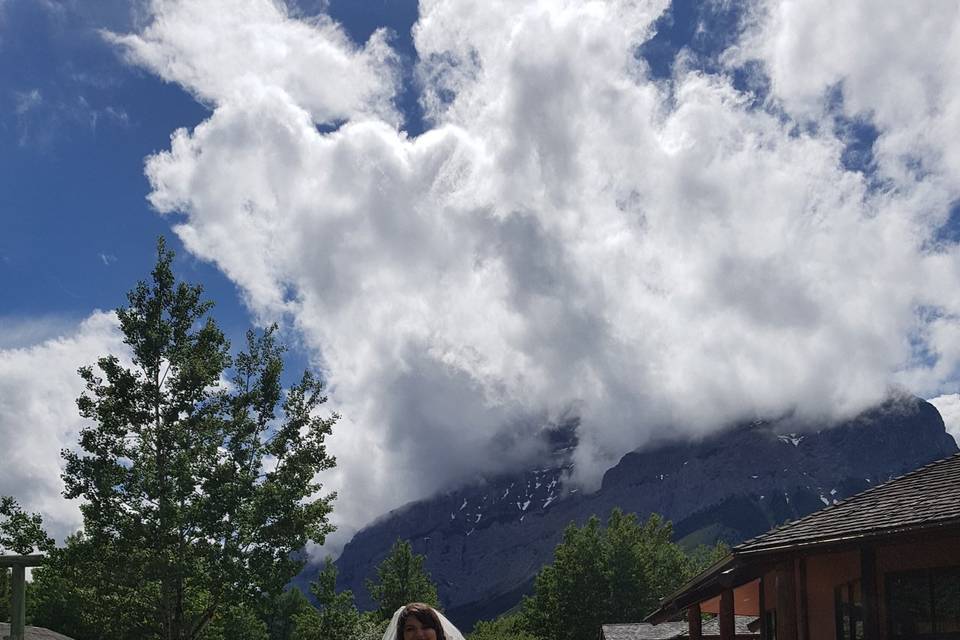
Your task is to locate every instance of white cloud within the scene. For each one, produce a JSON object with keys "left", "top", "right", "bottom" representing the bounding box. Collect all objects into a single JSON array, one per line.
[
  {"left": 733, "top": 1, "right": 960, "bottom": 206},
  {"left": 112, "top": 0, "right": 960, "bottom": 553},
  {"left": 106, "top": 0, "right": 400, "bottom": 125},
  {"left": 0, "top": 311, "right": 126, "bottom": 543},
  {"left": 929, "top": 394, "right": 960, "bottom": 445}
]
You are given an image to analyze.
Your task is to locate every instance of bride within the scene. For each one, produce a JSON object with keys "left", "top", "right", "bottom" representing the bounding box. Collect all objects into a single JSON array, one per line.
[{"left": 382, "top": 603, "right": 466, "bottom": 640}]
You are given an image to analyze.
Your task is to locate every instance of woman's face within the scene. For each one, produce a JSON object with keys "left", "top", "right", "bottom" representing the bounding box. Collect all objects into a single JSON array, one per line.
[{"left": 402, "top": 616, "right": 438, "bottom": 640}]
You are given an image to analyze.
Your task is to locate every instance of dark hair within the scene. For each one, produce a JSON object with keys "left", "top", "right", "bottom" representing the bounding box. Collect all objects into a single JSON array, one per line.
[{"left": 397, "top": 603, "right": 446, "bottom": 640}]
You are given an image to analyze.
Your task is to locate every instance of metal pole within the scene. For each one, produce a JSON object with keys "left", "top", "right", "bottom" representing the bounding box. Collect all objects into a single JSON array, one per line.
[{"left": 10, "top": 564, "right": 25, "bottom": 640}]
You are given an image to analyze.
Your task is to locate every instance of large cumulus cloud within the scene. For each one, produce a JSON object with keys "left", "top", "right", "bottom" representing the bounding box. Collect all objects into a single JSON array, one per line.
[{"left": 106, "top": 0, "right": 960, "bottom": 551}]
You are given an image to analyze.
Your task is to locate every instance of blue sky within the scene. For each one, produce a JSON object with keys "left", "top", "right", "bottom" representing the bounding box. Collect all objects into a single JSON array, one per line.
[
  {"left": 2, "top": 0, "right": 960, "bottom": 552},
  {"left": 1, "top": 1, "right": 217, "bottom": 328}
]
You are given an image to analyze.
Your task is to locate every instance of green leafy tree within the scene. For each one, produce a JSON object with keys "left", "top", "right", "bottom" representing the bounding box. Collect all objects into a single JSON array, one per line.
[
  {"left": 367, "top": 539, "right": 439, "bottom": 621},
  {"left": 0, "top": 576, "right": 39, "bottom": 627},
  {"left": 288, "top": 560, "right": 388, "bottom": 640},
  {"left": 521, "top": 509, "right": 717, "bottom": 640},
  {"left": 358, "top": 615, "right": 391, "bottom": 640},
  {"left": 200, "top": 604, "right": 269, "bottom": 640},
  {"left": 468, "top": 613, "right": 536, "bottom": 640},
  {"left": 36, "top": 238, "right": 338, "bottom": 640},
  {"left": 0, "top": 496, "right": 53, "bottom": 555},
  {"left": 291, "top": 560, "right": 362, "bottom": 639},
  {"left": 686, "top": 540, "right": 730, "bottom": 573},
  {"left": 32, "top": 532, "right": 149, "bottom": 639},
  {"left": 264, "top": 587, "right": 314, "bottom": 640},
  {"left": 0, "top": 496, "right": 52, "bottom": 625}
]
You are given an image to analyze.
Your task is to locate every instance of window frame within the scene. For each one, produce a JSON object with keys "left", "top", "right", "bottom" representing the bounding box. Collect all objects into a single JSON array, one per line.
[
  {"left": 886, "top": 565, "right": 960, "bottom": 640},
  {"left": 835, "top": 579, "right": 863, "bottom": 640}
]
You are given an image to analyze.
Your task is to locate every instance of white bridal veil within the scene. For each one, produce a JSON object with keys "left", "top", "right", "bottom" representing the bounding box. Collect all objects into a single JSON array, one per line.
[{"left": 382, "top": 605, "right": 467, "bottom": 640}]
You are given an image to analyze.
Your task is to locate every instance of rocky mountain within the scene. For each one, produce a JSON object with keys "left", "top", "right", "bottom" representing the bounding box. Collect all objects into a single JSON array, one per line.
[{"left": 328, "top": 395, "right": 958, "bottom": 630}]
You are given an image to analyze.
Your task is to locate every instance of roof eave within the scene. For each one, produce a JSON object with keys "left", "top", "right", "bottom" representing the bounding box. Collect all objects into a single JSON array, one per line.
[{"left": 737, "top": 516, "right": 960, "bottom": 557}]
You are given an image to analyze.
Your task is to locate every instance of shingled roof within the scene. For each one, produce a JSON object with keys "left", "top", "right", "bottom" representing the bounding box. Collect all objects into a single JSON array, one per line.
[
  {"left": 601, "top": 621, "right": 688, "bottom": 640},
  {"left": 699, "top": 616, "right": 757, "bottom": 637},
  {"left": 735, "top": 452, "right": 960, "bottom": 554},
  {"left": 0, "top": 623, "right": 74, "bottom": 640}
]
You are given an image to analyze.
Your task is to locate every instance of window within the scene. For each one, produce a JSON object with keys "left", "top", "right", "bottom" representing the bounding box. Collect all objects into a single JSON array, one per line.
[
  {"left": 887, "top": 566, "right": 960, "bottom": 639},
  {"left": 835, "top": 580, "right": 864, "bottom": 640}
]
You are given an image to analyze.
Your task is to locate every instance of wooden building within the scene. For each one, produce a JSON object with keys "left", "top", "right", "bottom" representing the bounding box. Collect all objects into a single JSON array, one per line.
[{"left": 646, "top": 452, "right": 960, "bottom": 640}]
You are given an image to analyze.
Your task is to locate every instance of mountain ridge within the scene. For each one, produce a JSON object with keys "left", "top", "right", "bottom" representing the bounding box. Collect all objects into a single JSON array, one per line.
[{"left": 325, "top": 395, "right": 957, "bottom": 629}]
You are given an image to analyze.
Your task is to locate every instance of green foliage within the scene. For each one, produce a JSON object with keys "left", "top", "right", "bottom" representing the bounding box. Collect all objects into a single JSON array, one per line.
[
  {"left": 468, "top": 613, "right": 536, "bottom": 640},
  {"left": 367, "top": 539, "right": 439, "bottom": 621},
  {"left": 1, "top": 571, "right": 38, "bottom": 627},
  {"left": 0, "top": 496, "right": 53, "bottom": 555},
  {"left": 520, "top": 509, "right": 716, "bottom": 640},
  {"left": 263, "top": 587, "right": 313, "bottom": 640},
  {"left": 200, "top": 604, "right": 269, "bottom": 640},
  {"left": 686, "top": 540, "right": 730, "bottom": 575},
  {"left": 295, "top": 611, "right": 383, "bottom": 640},
  {"left": 33, "top": 238, "right": 338, "bottom": 640},
  {"left": 360, "top": 615, "right": 391, "bottom": 640},
  {"left": 291, "top": 560, "right": 364, "bottom": 640},
  {"left": 0, "top": 497, "right": 50, "bottom": 625},
  {"left": 32, "top": 533, "right": 156, "bottom": 639}
]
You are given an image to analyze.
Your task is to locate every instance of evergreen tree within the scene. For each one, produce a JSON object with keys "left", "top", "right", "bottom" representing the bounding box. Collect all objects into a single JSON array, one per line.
[
  {"left": 367, "top": 539, "right": 439, "bottom": 621},
  {"left": 264, "top": 587, "right": 313, "bottom": 640},
  {"left": 292, "top": 560, "right": 364, "bottom": 640},
  {"left": 34, "top": 238, "right": 338, "bottom": 640}
]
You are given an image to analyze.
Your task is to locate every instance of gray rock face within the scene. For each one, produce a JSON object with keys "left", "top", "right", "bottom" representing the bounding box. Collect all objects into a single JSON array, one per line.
[{"left": 330, "top": 395, "right": 957, "bottom": 630}]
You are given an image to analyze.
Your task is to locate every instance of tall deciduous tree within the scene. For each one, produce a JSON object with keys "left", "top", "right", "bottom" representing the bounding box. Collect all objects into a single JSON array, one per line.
[
  {"left": 521, "top": 509, "right": 724, "bottom": 640},
  {"left": 367, "top": 539, "right": 439, "bottom": 621},
  {"left": 47, "top": 238, "right": 338, "bottom": 640}
]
